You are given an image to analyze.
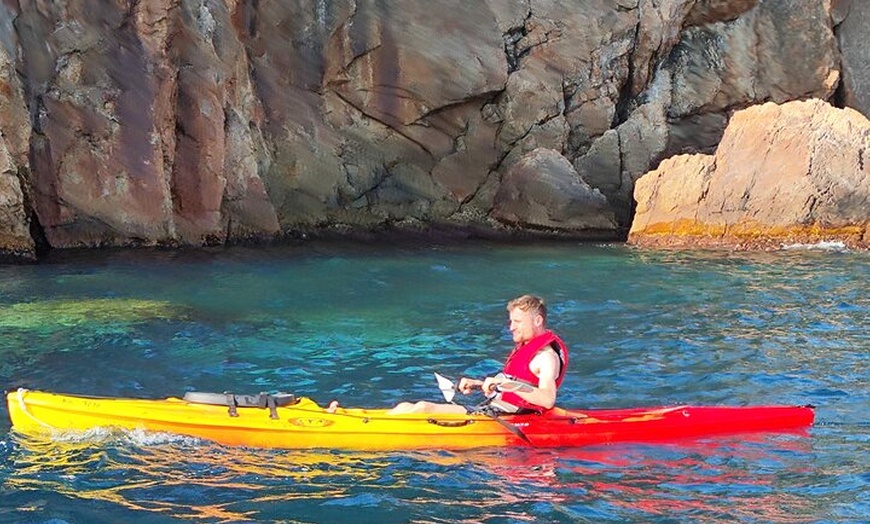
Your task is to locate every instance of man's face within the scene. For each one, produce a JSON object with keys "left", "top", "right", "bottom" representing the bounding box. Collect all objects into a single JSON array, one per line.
[{"left": 508, "top": 307, "right": 542, "bottom": 344}]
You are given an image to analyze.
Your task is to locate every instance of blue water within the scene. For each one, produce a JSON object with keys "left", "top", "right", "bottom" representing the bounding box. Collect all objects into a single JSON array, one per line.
[{"left": 0, "top": 242, "right": 867, "bottom": 523}]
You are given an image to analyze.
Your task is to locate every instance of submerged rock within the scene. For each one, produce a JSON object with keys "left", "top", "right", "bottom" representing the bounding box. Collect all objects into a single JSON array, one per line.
[
  {"left": 629, "top": 99, "right": 870, "bottom": 250},
  {"left": 0, "top": 298, "right": 186, "bottom": 331}
]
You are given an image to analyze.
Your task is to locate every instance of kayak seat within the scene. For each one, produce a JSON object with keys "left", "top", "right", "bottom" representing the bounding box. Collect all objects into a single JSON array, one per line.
[{"left": 183, "top": 391, "right": 298, "bottom": 419}]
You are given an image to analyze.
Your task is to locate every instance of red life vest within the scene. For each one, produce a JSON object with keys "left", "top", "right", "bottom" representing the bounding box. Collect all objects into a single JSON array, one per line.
[{"left": 499, "top": 330, "right": 568, "bottom": 411}]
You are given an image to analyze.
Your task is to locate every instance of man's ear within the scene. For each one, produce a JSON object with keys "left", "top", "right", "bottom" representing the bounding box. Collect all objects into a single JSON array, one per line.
[{"left": 534, "top": 314, "right": 544, "bottom": 327}]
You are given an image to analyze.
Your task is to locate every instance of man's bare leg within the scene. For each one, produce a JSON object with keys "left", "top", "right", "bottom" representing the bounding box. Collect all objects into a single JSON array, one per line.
[{"left": 386, "top": 401, "right": 468, "bottom": 415}]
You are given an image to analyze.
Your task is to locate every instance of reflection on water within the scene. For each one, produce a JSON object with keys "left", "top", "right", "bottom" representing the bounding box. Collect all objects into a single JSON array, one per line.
[
  {"left": 2, "top": 429, "right": 826, "bottom": 523},
  {"left": 6, "top": 431, "right": 391, "bottom": 522}
]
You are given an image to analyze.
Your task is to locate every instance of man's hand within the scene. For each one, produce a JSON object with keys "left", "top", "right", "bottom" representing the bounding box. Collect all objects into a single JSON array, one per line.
[
  {"left": 481, "top": 375, "right": 504, "bottom": 396},
  {"left": 458, "top": 377, "right": 484, "bottom": 395}
]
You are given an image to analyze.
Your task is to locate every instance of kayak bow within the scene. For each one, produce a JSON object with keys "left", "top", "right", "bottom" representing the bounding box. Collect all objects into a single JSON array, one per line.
[{"left": 6, "top": 389, "right": 814, "bottom": 451}]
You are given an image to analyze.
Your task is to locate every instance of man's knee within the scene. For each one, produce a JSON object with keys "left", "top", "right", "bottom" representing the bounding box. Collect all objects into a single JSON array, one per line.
[
  {"left": 413, "top": 401, "right": 434, "bottom": 413},
  {"left": 401, "top": 401, "right": 433, "bottom": 414}
]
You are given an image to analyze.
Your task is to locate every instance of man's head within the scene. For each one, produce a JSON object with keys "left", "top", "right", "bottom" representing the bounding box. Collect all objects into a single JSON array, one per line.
[{"left": 507, "top": 295, "right": 547, "bottom": 344}]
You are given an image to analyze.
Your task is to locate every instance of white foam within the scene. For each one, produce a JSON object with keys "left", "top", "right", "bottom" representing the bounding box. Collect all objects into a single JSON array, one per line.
[
  {"left": 121, "top": 428, "right": 203, "bottom": 447},
  {"left": 47, "top": 427, "right": 114, "bottom": 443},
  {"left": 32, "top": 427, "right": 201, "bottom": 448},
  {"left": 780, "top": 241, "right": 849, "bottom": 252}
]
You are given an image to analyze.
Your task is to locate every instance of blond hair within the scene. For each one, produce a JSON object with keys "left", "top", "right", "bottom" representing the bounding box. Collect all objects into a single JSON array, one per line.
[{"left": 507, "top": 294, "right": 547, "bottom": 322}]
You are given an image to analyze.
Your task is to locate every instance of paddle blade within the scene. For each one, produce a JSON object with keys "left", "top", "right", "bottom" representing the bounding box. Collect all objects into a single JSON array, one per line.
[{"left": 434, "top": 372, "right": 456, "bottom": 403}]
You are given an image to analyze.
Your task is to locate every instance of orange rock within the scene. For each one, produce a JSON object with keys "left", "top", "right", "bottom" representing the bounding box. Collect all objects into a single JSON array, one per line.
[{"left": 629, "top": 100, "right": 870, "bottom": 250}]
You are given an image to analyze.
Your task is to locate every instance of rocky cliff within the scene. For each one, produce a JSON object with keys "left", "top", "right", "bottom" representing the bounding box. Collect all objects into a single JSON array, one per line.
[{"left": 0, "top": 0, "right": 865, "bottom": 260}]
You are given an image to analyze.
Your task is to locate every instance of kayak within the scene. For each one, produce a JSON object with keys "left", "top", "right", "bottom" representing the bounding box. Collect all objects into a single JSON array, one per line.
[{"left": 6, "top": 389, "right": 814, "bottom": 451}]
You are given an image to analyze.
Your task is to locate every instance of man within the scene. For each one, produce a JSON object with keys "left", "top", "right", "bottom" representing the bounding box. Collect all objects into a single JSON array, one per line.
[{"left": 384, "top": 294, "right": 568, "bottom": 415}]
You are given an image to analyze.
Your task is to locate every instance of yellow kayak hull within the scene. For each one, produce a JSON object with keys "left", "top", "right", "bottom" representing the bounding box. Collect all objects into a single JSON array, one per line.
[{"left": 6, "top": 389, "right": 517, "bottom": 450}]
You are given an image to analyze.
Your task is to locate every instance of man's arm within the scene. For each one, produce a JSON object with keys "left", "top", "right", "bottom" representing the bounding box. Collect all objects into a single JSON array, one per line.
[
  {"left": 482, "top": 349, "right": 561, "bottom": 408},
  {"left": 522, "top": 349, "right": 560, "bottom": 408}
]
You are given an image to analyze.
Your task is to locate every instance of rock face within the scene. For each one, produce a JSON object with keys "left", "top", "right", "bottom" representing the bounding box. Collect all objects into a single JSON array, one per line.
[
  {"left": 0, "top": 146, "right": 33, "bottom": 261},
  {"left": 0, "top": 6, "right": 32, "bottom": 261},
  {"left": 837, "top": 0, "right": 870, "bottom": 117},
  {"left": 629, "top": 99, "right": 870, "bottom": 249},
  {"left": 0, "top": 0, "right": 862, "bottom": 259}
]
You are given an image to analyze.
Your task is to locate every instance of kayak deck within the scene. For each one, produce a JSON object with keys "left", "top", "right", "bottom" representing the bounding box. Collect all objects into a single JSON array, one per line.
[{"left": 6, "top": 389, "right": 814, "bottom": 451}]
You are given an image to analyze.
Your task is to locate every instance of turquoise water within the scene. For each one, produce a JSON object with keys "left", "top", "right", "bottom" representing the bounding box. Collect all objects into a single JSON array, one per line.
[{"left": 0, "top": 242, "right": 867, "bottom": 523}]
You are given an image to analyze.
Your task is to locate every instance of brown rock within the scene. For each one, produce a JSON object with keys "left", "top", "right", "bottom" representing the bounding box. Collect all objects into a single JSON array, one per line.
[
  {"left": 629, "top": 100, "right": 870, "bottom": 250},
  {"left": 629, "top": 0, "right": 696, "bottom": 97},
  {"left": 323, "top": 1, "right": 507, "bottom": 129},
  {"left": 574, "top": 72, "right": 673, "bottom": 228},
  {"left": 13, "top": 0, "right": 281, "bottom": 249},
  {"left": 669, "top": 0, "right": 838, "bottom": 118},
  {"left": 0, "top": 144, "right": 34, "bottom": 260},
  {"left": 492, "top": 148, "right": 618, "bottom": 232},
  {"left": 685, "top": 0, "right": 759, "bottom": 26},
  {"left": 496, "top": 0, "right": 639, "bottom": 147},
  {"left": 837, "top": 0, "right": 870, "bottom": 118},
  {"left": 170, "top": 1, "right": 279, "bottom": 243},
  {"left": 576, "top": 0, "right": 841, "bottom": 229},
  {"left": 832, "top": 0, "right": 851, "bottom": 24},
  {"left": 20, "top": 2, "right": 178, "bottom": 247},
  {"left": 0, "top": 15, "right": 34, "bottom": 260}
]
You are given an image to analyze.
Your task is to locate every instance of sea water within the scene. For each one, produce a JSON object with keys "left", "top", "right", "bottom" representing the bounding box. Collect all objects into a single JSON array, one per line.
[{"left": 0, "top": 242, "right": 866, "bottom": 523}]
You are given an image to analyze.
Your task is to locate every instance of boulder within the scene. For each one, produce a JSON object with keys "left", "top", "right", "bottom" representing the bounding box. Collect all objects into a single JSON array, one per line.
[
  {"left": 492, "top": 148, "right": 618, "bottom": 233},
  {"left": 629, "top": 99, "right": 870, "bottom": 249}
]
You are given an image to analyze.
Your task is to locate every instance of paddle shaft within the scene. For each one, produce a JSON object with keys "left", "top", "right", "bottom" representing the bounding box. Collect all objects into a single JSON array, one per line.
[{"left": 434, "top": 373, "right": 532, "bottom": 445}]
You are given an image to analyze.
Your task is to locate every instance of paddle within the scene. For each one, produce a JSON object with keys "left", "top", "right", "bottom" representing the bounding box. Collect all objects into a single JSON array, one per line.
[
  {"left": 489, "top": 374, "right": 535, "bottom": 394},
  {"left": 435, "top": 372, "right": 535, "bottom": 399},
  {"left": 433, "top": 373, "right": 532, "bottom": 444}
]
